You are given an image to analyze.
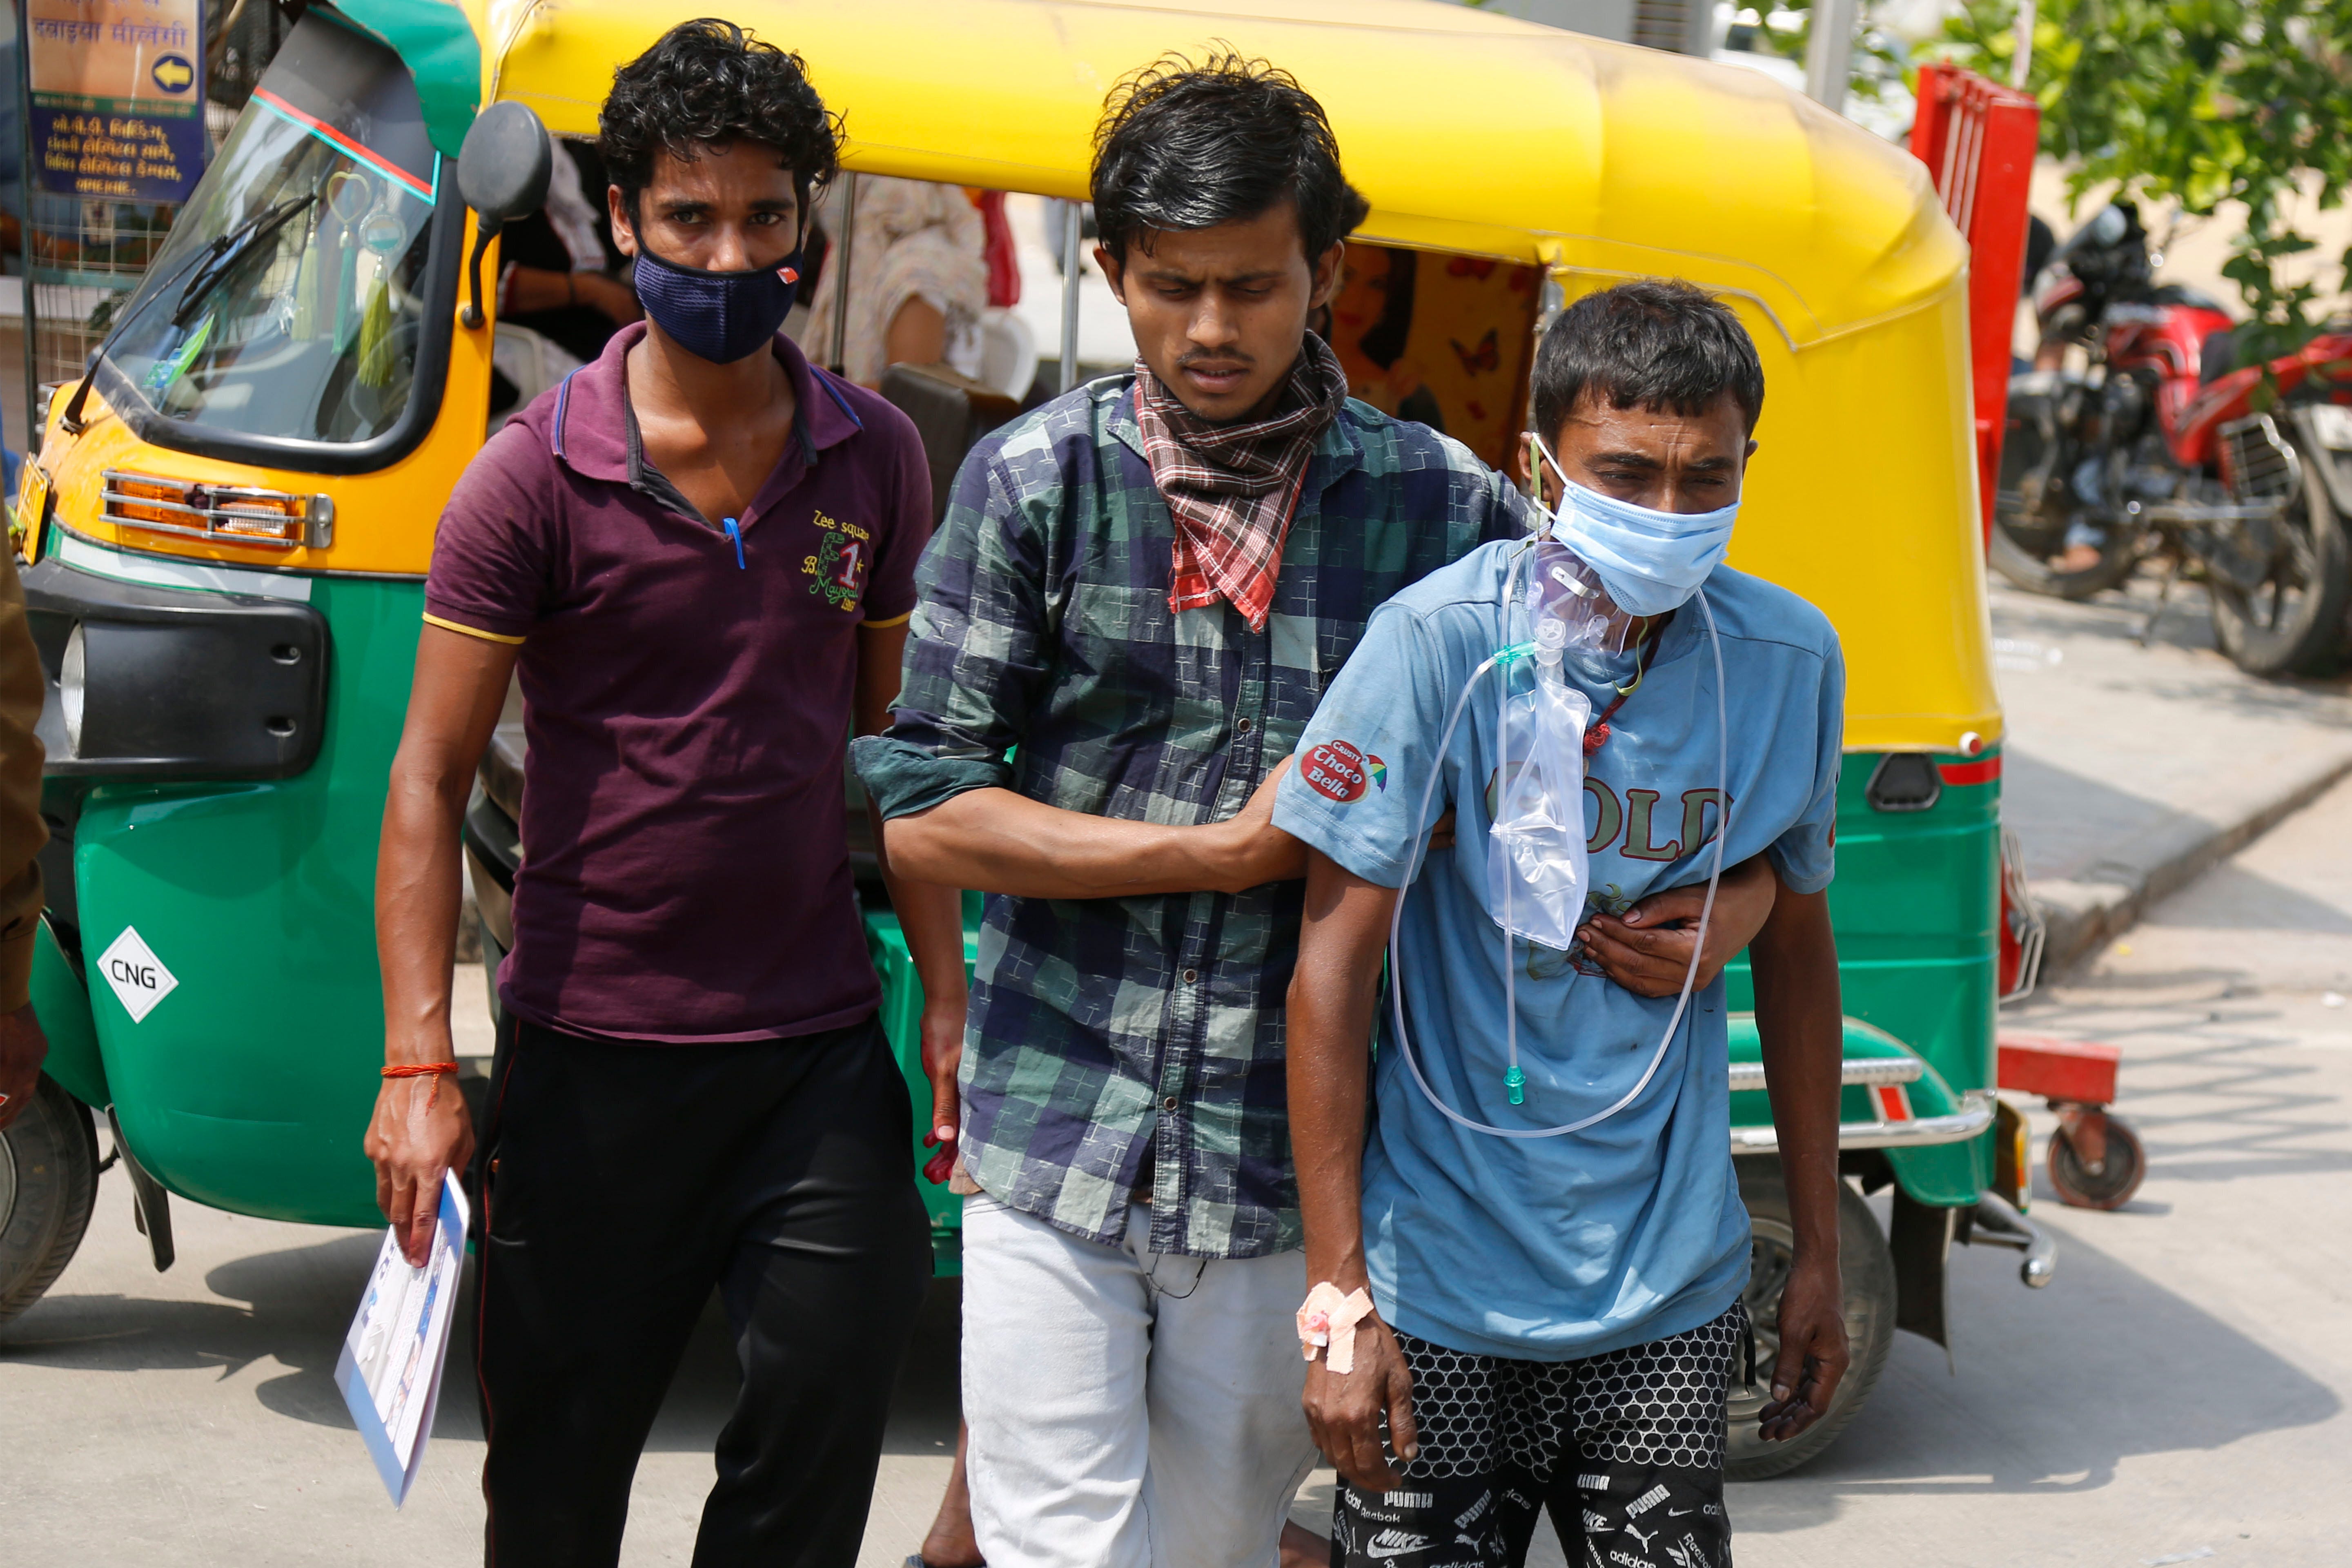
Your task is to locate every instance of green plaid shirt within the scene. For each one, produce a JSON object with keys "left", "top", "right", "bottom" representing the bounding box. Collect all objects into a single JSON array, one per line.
[{"left": 855, "top": 370, "right": 1532, "bottom": 1258}]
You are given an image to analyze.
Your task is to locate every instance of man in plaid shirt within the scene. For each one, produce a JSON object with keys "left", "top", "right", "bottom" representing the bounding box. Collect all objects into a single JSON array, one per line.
[{"left": 856, "top": 55, "right": 1532, "bottom": 1567}]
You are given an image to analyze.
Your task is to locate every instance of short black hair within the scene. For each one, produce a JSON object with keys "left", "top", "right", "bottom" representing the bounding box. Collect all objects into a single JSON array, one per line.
[
  {"left": 599, "top": 20, "right": 841, "bottom": 208},
  {"left": 1091, "top": 49, "right": 1369, "bottom": 264},
  {"left": 1532, "top": 279, "right": 1766, "bottom": 440}
]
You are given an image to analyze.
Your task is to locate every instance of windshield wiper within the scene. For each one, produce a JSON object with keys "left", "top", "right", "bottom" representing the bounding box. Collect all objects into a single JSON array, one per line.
[
  {"left": 56, "top": 194, "right": 318, "bottom": 434},
  {"left": 171, "top": 193, "right": 316, "bottom": 327}
]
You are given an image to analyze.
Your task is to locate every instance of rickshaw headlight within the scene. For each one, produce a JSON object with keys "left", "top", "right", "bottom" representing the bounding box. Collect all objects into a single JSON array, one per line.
[
  {"left": 60, "top": 623, "right": 85, "bottom": 755},
  {"left": 101, "top": 470, "right": 334, "bottom": 549}
]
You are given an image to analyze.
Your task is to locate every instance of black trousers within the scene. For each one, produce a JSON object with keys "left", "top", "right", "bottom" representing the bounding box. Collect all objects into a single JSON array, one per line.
[{"left": 474, "top": 1013, "right": 932, "bottom": 1568}]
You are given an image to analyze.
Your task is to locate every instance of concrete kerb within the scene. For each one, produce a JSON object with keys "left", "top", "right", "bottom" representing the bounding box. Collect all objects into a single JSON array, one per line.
[{"left": 2027, "top": 744, "right": 2352, "bottom": 978}]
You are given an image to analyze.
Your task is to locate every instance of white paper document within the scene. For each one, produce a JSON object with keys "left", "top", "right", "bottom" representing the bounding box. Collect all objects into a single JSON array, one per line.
[{"left": 337, "top": 1171, "right": 469, "bottom": 1505}]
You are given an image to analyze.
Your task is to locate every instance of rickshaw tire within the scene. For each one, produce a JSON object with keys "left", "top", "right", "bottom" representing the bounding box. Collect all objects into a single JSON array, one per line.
[
  {"left": 1724, "top": 1162, "right": 1898, "bottom": 1481},
  {"left": 0, "top": 1076, "right": 101, "bottom": 1330},
  {"left": 2047, "top": 1114, "right": 2146, "bottom": 1211}
]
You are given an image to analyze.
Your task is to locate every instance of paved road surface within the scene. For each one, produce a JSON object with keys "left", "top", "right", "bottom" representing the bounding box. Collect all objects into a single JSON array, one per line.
[
  {"left": 1714, "top": 768, "right": 2352, "bottom": 1568},
  {"left": 7, "top": 786, "right": 2350, "bottom": 1566}
]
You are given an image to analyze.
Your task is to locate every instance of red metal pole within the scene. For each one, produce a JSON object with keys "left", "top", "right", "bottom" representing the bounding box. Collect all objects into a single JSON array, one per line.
[{"left": 1909, "top": 65, "right": 2041, "bottom": 543}]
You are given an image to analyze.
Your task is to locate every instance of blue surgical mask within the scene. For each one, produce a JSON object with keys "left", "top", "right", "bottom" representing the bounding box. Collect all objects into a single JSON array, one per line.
[
  {"left": 633, "top": 244, "right": 802, "bottom": 365},
  {"left": 1532, "top": 434, "right": 1739, "bottom": 616}
]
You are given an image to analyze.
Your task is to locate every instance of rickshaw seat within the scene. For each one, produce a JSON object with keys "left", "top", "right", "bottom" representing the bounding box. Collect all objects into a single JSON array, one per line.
[
  {"left": 878, "top": 362, "right": 1023, "bottom": 526},
  {"left": 481, "top": 721, "right": 526, "bottom": 824}
]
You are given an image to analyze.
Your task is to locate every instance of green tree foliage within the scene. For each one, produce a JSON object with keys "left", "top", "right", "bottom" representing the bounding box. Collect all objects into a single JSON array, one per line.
[
  {"left": 1724, "top": 3, "right": 1915, "bottom": 106},
  {"left": 1935, "top": 0, "right": 2352, "bottom": 366}
]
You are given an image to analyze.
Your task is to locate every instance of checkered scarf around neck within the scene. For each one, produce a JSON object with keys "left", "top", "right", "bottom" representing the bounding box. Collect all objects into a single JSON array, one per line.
[{"left": 1132, "top": 334, "right": 1348, "bottom": 631}]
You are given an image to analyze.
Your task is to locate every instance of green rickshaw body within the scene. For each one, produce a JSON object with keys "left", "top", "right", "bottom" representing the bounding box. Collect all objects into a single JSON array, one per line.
[
  {"left": 34, "top": 574, "right": 423, "bottom": 1226},
  {"left": 1725, "top": 748, "right": 2003, "bottom": 1208}
]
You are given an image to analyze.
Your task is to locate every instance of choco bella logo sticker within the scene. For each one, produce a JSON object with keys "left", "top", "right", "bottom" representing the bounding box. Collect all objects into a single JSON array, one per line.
[{"left": 1301, "top": 739, "right": 1385, "bottom": 803}]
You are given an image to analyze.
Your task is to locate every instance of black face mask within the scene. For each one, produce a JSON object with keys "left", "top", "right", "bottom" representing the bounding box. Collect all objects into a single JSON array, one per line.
[{"left": 632, "top": 242, "right": 802, "bottom": 364}]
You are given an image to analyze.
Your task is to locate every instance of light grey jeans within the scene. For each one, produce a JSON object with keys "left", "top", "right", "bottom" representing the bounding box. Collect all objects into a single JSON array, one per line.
[{"left": 961, "top": 1194, "right": 1320, "bottom": 1568}]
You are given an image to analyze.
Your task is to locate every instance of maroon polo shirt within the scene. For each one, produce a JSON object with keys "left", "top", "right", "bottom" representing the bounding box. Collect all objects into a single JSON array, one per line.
[{"left": 424, "top": 324, "right": 929, "bottom": 1041}]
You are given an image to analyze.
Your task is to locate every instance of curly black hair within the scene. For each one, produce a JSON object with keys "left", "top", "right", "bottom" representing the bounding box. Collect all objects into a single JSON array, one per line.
[
  {"left": 598, "top": 20, "right": 841, "bottom": 206},
  {"left": 1532, "top": 280, "right": 1766, "bottom": 439},
  {"left": 1091, "top": 48, "right": 1368, "bottom": 264}
]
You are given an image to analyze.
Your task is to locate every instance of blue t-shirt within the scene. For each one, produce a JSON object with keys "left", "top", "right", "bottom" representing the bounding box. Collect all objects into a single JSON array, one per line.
[{"left": 1273, "top": 540, "right": 1844, "bottom": 1361}]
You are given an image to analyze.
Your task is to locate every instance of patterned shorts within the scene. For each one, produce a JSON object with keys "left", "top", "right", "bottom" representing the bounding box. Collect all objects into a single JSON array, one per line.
[{"left": 1332, "top": 1300, "right": 1748, "bottom": 1568}]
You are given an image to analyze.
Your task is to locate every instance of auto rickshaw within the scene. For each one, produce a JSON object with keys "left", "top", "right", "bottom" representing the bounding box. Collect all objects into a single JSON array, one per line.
[{"left": 4, "top": 0, "right": 2052, "bottom": 1479}]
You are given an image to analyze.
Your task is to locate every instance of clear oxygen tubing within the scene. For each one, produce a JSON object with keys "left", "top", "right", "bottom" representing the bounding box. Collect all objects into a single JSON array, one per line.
[{"left": 1384, "top": 552, "right": 1731, "bottom": 1139}]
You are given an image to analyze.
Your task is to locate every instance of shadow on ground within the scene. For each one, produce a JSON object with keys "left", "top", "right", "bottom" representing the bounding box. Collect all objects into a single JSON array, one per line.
[
  {"left": 1730, "top": 1218, "right": 2338, "bottom": 1534},
  {"left": 6, "top": 982, "right": 2334, "bottom": 1540},
  {"left": 1999, "top": 749, "right": 2184, "bottom": 884},
  {"left": 1737, "top": 970, "right": 2346, "bottom": 1533},
  {"left": 0, "top": 1228, "right": 965, "bottom": 1461},
  {"left": 0, "top": 1230, "right": 395, "bottom": 1434},
  {"left": 2012, "top": 1001, "right": 2352, "bottom": 1185},
  {"left": 9, "top": 1210, "right": 2329, "bottom": 1531}
]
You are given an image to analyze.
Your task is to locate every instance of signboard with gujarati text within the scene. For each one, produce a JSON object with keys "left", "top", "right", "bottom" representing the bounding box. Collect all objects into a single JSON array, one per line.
[{"left": 26, "top": 0, "right": 206, "bottom": 202}]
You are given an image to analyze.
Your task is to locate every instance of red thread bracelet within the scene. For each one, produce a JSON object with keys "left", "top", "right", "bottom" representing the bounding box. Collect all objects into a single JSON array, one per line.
[{"left": 383, "top": 1060, "right": 459, "bottom": 1109}]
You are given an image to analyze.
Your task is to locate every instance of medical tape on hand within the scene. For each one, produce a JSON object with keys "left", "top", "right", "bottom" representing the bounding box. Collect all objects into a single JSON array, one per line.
[{"left": 1297, "top": 1282, "right": 1376, "bottom": 1373}]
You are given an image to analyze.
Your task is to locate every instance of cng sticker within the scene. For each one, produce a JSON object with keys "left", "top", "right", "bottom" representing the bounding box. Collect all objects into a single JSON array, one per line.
[{"left": 97, "top": 926, "right": 179, "bottom": 1023}]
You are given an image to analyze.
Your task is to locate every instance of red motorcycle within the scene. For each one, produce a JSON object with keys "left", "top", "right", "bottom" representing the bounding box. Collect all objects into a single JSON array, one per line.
[{"left": 1994, "top": 203, "right": 2352, "bottom": 676}]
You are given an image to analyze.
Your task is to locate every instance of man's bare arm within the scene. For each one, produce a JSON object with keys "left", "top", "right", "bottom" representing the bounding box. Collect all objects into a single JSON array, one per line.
[
  {"left": 1746, "top": 876, "right": 1850, "bottom": 1439},
  {"left": 365, "top": 624, "right": 516, "bottom": 1264},
  {"left": 858, "top": 623, "right": 971, "bottom": 1166},
  {"left": 1576, "top": 853, "right": 1777, "bottom": 998},
  {"left": 1289, "top": 851, "right": 1419, "bottom": 1492},
  {"left": 880, "top": 762, "right": 1304, "bottom": 900}
]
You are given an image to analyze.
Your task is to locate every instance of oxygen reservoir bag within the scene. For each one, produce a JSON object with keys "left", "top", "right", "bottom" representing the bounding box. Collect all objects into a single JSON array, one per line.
[{"left": 1486, "top": 610, "right": 1594, "bottom": 954}]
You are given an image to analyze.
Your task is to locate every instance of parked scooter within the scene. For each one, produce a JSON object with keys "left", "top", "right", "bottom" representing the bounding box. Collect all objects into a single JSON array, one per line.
[{"left": 1993, "top": 201, "right": 2352, "bottom": 676}]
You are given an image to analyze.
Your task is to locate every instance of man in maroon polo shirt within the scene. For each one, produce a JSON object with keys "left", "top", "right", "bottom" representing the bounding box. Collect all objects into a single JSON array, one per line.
[{"left": 364, "top": 24, "right": 968, "bottom": 1567}]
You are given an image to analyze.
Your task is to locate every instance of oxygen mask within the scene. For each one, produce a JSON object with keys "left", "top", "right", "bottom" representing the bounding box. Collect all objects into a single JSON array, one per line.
[{"left": 1530, "top": 540, "right": 1644, "bottom": 662}]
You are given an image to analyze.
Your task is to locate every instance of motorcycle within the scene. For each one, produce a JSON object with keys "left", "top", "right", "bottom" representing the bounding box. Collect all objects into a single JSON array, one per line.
[{"left": 1992, "top": 202, "right": 2352, "bottom": 677}]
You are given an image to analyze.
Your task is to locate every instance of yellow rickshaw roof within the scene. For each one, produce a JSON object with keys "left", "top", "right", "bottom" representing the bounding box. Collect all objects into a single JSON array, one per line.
[
  {"left": 475, "top": 0, "right": 1962, "bottom": 345},
  {"left": 461, "top": 0, "right": 2000, "bottom": 751}
]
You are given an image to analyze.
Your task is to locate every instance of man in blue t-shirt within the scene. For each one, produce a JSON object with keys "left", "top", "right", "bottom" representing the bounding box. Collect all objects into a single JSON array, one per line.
[{"left": 1276, "top": 281, "right": 1850, "bottom": 1568}]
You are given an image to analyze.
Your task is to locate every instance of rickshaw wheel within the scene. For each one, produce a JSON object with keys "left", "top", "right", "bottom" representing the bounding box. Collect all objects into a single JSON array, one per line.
[
  {"left": 2047, "top": 1115, "right": 2146, "bottom": 1210},
  {"left": 1724, "top": 1161, "right": 1897, "bottom": 1481},
  {"left": 0, "top": 1076, "right": 101, "bottom": 1329}
]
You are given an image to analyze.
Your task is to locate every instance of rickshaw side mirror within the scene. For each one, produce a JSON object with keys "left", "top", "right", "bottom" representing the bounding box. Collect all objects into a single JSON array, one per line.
[{"left": 456, "top": 102, "right": 555, "bottom": 328}]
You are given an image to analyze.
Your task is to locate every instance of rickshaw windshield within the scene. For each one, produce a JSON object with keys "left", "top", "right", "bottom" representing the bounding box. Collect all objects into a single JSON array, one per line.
[{"left": 95, "top": 13, "right": 446, "bottom": 453}]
